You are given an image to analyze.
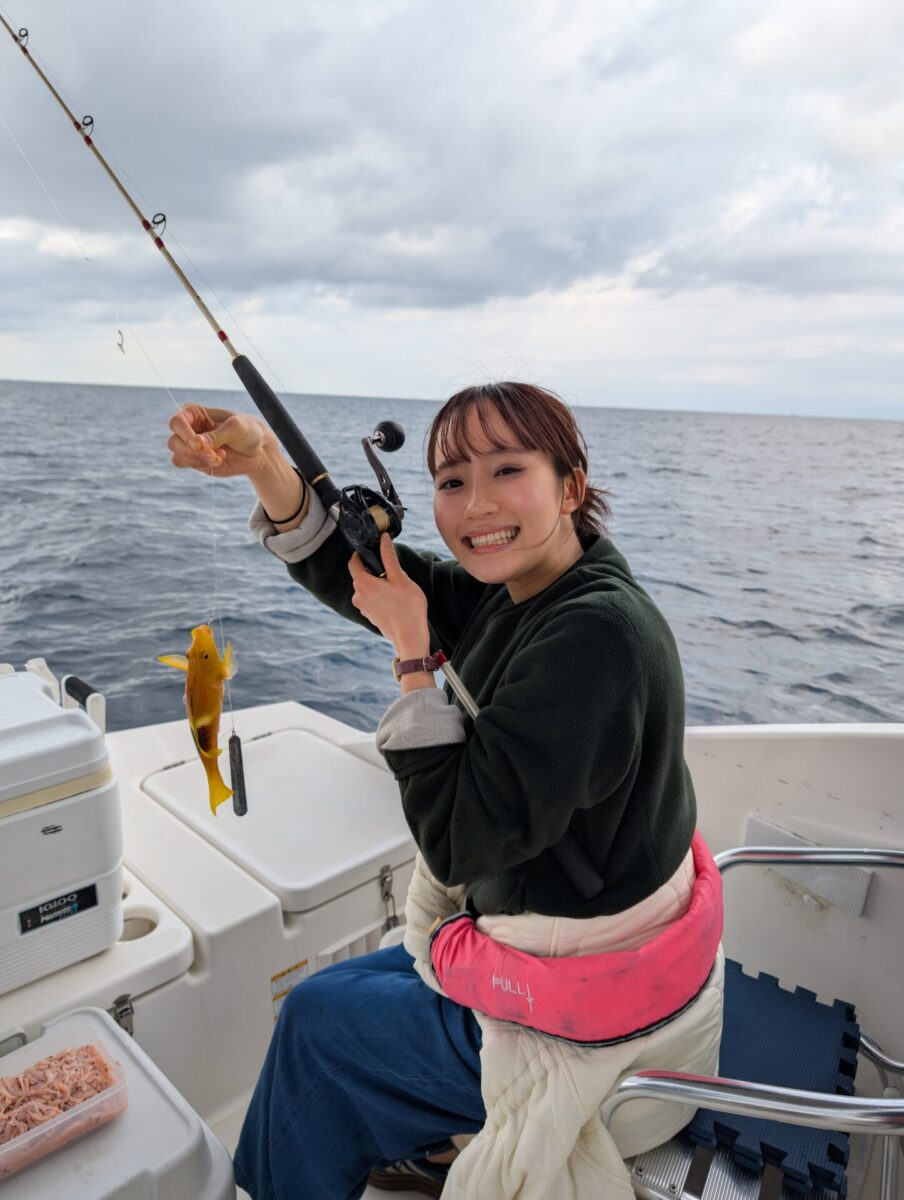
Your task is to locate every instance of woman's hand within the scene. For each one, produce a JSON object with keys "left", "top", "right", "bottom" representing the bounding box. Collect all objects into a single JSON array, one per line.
[
  {"left": 168, "top": 405, "right": 278, "bottom": 480},
  {"left": 348, "top": 535, "right": 430, "bottom": 657},
  {"left": 168, "top": 404, "right": 308, "bottom": 528}
]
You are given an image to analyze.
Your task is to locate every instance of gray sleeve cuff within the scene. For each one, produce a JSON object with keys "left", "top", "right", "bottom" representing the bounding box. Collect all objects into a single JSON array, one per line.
[
  {"left": 377, "top": 688, "right": 467, "bottom": 754},
  {"left": 248, "top": 486, "right": 336, "bottom": 563}
]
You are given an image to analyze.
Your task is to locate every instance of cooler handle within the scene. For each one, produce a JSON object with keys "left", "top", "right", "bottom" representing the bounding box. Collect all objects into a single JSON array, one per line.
[{"left": 61, "top": 674, "right": 107, "bottom": 734}]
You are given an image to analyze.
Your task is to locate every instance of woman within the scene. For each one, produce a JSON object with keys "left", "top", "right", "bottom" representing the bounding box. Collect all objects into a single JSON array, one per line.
[{"left": 167, "top": 382, "right": 724, "bottom": 1200}]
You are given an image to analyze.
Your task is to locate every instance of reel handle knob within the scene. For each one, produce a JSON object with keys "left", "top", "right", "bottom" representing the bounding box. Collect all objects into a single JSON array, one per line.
[{"left": 372, "top": 420, "right": 405, "bottom": 452}]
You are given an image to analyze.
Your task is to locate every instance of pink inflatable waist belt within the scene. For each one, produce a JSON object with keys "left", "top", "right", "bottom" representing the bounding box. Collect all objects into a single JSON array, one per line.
[{"left": 429, "top": 832, "right": 723, "bottom": 1045}]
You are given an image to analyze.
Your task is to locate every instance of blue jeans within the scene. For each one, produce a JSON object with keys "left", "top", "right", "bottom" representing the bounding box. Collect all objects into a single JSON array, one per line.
[{"left": 233, "top": 943, "right": 485, "bottom": 1199}]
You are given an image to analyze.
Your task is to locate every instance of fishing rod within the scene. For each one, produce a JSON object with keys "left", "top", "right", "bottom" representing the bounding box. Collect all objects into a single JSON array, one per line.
[{"left": 2, "top": 14, "right": 478, "bottom": 718}]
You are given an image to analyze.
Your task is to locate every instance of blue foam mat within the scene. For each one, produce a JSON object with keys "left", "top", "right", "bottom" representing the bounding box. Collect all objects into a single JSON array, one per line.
[{"left": 687, "top": 958, "right": 859, "bottom": 1196}]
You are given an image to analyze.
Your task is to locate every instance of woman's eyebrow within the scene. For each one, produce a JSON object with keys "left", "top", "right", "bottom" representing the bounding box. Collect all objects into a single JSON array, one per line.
[
  {"left": 436, "top": 455, "right": 465, "bottom": 473},
  {"left": 436, "top": 445, "right": 527, "bottom": 472}
]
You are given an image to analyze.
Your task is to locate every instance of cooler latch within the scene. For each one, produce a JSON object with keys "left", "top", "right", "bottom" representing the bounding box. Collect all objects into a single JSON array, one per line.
[
  {"left": 380, "top": 864, "right": 399, "bottom": 931},
  {"left": 108, "top": 994, "right": 135, "bottom": 1036}
]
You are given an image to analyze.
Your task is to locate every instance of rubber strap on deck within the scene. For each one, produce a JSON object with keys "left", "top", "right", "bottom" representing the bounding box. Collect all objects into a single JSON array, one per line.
[{"left": 687, "top": 958, "right": 859, "bottom": 1196}]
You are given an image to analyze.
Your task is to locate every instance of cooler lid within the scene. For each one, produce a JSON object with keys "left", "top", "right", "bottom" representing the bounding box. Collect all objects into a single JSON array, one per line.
[
  {"left": 0, "top": 673, "right": 108, "bottom": 806},
  {"left": 0, "top": 1007, "right": 233, "bottom": 1200},
  {"left": 142, "top": 727, "right": 415, "bottom": 912}
]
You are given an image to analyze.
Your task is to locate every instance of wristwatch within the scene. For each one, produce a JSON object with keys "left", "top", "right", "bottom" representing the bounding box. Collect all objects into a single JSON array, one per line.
[{"left": 392, "top": 650, "right": 448, "bottom": 682}]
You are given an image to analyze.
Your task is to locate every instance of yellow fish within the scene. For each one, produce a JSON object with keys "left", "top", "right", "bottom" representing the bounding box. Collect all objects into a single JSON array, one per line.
[{"left": 158, "top": 624, "right": 236, "bottom": 815}]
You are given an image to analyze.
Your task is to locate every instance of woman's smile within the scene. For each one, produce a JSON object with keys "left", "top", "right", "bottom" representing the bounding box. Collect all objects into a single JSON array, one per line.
[{"left": 464, "top": 526, "right": 520, "bottom": 552}]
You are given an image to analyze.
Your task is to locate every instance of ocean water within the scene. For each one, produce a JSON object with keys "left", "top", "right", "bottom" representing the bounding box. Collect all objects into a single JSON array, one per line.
[{"left": 0, "top": 378, "right": 901, "bottom": 733}]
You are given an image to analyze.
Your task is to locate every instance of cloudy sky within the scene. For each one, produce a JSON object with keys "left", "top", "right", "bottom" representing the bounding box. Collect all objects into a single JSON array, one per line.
[{"left": 1, "top": 0, "right": 902, "bottom": 418}]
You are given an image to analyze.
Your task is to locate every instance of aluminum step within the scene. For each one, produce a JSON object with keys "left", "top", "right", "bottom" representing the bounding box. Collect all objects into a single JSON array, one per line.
[{"left": 631, "top": 1135, "right": 843, "bottom": 1199}]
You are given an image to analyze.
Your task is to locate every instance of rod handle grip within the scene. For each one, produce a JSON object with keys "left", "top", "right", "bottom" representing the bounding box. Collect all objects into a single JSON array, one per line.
[{"left": 231, "top": 355, "right": 341, "bottom": 511}]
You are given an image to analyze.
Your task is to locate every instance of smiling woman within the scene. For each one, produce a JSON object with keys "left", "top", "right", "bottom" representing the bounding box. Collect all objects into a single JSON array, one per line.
[
  {"left": 168, "top": 380, "right": 725, "bottom": 1198},
  {"left": 428, "top": 382, "right": 610, "bottom": 602}
]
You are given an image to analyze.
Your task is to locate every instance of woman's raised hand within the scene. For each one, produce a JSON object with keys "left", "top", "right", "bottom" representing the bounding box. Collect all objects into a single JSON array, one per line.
[{"left": 167, "top": 405, "right": 277, "bottom": 479}]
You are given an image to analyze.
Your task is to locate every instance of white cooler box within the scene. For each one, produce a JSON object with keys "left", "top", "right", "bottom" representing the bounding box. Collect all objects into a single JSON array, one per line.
[
  {"left": 143, "top": 724, "right": 415, "bottom": 921},
  {"left": 118, "top": 708, "right": 419, "bottom": 1119},
  {"left": 0, "top": 867, "right": 194, "bottom": 1093},
  {"left": 0, "top": 1007, "right": 235, "bottom": 1199},
  {"left": 0, "top": 668, "right": 123, "bottom": 996}
]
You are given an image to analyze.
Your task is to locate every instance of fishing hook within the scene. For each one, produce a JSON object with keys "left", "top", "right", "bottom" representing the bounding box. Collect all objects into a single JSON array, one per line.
[
  {"left": 16, "top": 27, "right": 27, "bottom": 46},
  {"left": 152, "top": 213, "right": 166, "bottom": 237},
  {"left": 116, "top": 330, "right": 125, "bottom": 354}
]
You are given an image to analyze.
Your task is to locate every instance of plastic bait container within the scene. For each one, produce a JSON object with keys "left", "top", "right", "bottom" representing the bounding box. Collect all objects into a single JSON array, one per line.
[{"left": 0, "top": 1024, "right": 127, "bottom": 1180}]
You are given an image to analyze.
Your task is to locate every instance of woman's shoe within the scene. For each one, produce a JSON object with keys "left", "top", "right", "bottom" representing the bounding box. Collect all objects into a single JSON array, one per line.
[{"left": 367, "top": 1155, "right": 451, "bottom": 1196}]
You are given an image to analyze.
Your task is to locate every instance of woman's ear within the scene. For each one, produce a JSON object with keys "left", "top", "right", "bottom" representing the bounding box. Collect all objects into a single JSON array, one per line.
[{"left": 562, "top": 467, "right": 587, "bottom": 515}]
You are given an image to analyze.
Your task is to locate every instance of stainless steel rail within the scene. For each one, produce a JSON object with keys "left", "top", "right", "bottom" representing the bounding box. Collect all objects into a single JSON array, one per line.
[
  {"left": 881, "top": 1088, "right": 902, "bottom": 1200},
  {"left": 601, "top": 1071, "right": 904, "bottom": 1135},
  {"left": 714, "top": 846, "right": 904, "bottom": 872},
  {"left": 607, "top": 845, "right": 904, "bottom": 1196},
  {"left": 862, "top": 1034, "right": 904, "bottom": 1080}
]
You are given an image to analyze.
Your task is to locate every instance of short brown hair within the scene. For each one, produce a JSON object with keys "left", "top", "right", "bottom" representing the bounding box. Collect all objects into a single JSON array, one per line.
[{"left": 426, "top": 382, "right": 610, "bottom": 540}]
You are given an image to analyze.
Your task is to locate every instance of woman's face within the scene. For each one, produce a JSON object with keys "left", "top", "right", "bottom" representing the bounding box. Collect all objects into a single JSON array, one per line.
[{"left": 432, "top": 406, "right": 585, "bottom": 603}]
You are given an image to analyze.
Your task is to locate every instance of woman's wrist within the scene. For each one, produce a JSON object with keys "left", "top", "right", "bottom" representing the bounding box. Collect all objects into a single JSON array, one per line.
[
  {"left": 393, "top": 626, "right": 431, "bottom": 661},
  {"left": 399, "top": 670, "right": 437, "bottom": 695},
  {"left": 251, "top": 450, "right": 309, "bottom": 530},
  {"left": 393, "top": 627, "right": 439, "bottom": 694}
]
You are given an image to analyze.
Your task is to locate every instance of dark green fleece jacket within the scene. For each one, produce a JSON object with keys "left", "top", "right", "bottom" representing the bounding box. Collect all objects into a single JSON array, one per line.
[{"left": 261, "top": 500, "right": 696, "bottom": 920}]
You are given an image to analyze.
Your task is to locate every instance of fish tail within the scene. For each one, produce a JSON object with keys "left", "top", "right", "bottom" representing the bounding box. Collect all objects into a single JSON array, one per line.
[{"left": 206, "top": 762, "right": 233, "bottom": 816}]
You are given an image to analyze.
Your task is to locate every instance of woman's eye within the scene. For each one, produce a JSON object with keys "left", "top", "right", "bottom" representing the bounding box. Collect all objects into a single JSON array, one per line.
[
  {"left": 437, "top": 478, "right": 461, "bottom": 490},
  {"left": 496, "top": 466, "right": 523, "bottom": 477}
]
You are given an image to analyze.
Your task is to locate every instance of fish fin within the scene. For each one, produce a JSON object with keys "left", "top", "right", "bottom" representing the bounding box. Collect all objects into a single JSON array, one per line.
[
  {"left": 222, "top": 642, "right": 236, "bottom": 680},
  {"left": 158, "top": 654, "right": 189, "bottom": 671},
  {"left": 207, "top": 767, "right": 233, "bottom": 816}
]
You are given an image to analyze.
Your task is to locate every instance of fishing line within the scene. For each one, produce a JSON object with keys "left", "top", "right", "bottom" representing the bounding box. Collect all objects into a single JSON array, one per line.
[
  {"left": 153, "top": 225, "right": 291, "bottom": 397},
  {"left": 1, "top": 11, "right": 288, "bottom": 812},
  {"left": 208, "top": 476, "right": 237, "bottom": 737},
  {"left": 80, "top": 127, "right": 291, "bottom": 395},
  {"left": 0, "top": 103, "right": 238, "bottom": 732},
  {"left": 0, "top": 6, "right": 289, "bottom": 395},
  {"left": 0, "top": 112, "right": 181, "bottom": 413}
]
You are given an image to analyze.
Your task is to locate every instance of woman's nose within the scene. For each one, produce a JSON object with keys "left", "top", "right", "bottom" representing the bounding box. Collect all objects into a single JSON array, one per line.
[{"left": 463, "top": 484, "right": 498, "bottom": 517}]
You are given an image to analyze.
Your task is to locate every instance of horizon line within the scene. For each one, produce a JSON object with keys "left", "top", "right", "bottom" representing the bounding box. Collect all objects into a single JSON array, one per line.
[{"left": 0, "top": 375, "right": 901, "bottom": 426}]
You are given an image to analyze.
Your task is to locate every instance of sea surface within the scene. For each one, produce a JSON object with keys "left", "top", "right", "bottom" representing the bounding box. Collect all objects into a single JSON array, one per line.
[{"left": 0, "top": 379, "right": 901, "bottom": 733}]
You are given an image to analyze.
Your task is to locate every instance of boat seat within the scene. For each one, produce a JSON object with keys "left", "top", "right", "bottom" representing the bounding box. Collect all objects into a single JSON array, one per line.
[{"left": 605, "top": 846, "right": 904, "bottom": 1200}]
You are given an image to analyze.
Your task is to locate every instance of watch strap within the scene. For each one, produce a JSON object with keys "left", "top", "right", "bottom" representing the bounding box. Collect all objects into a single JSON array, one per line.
[{"left": 392, "top": 649, "right": 448, "bottom": 681}]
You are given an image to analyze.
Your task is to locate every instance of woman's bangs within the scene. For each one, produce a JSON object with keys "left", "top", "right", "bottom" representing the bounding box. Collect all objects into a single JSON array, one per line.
[{"left": 430, "top": 389, "right": 541, "bottom": 476}]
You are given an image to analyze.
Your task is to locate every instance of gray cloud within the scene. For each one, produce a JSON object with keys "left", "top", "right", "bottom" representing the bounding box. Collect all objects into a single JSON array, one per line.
[{"left": 2, "top": 0, "right": 903, "bottom": 323}]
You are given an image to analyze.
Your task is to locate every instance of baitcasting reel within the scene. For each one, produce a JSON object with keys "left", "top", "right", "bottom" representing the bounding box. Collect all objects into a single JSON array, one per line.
[{"left": 337, "top": 421, "right": 406, "bottom": 576}]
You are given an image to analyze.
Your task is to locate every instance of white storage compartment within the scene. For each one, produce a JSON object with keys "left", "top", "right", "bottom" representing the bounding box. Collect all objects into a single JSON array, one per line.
[
  {"left": 111, "top": 703, "right": 418, "bottom": 1125},
  {"left": 0, "top": 1007, "right": 235, "bottom": 1199},
  {"left": 0, "top": 671, "right": 123, "bottom": 995},
  {"left": 143, "top": 726, "right": 416, "bottom": 912}
]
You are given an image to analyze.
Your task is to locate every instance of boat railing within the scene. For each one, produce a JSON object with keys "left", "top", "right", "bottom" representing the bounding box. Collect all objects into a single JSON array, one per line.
[{"left": 605, "top": 846, "right": 904, "bottom": 1200}]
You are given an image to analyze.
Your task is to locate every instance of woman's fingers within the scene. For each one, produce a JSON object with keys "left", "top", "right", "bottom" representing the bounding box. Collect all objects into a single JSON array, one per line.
[
  {"left": 169, "top": 405, "right": 220, "bottom": 457},
  {"left": 166, "top": 406, "right": 268, "bottom": 475},
  {"left": 200, "top": 413, "right": 261, "bottom": 456},
  {"left": 167, "top": 433, "right": 222, "bottom": 470},
  {"left": 379, "top": 533, "right": 400, "bottom": 578}
]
